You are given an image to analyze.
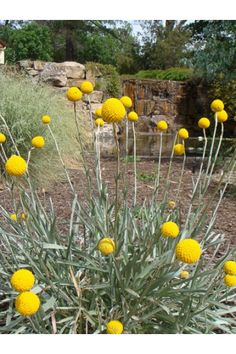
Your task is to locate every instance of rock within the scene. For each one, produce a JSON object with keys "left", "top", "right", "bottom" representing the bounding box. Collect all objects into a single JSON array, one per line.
[
  {"left": 86, "top": 65, "right": 102, "bottom": 86},
  {"left": 90, "top": 103, "right": 103, "bottom": 115},
  {"left": 60, "top": 61, "right": 85, "bottom": 79},
  {"left": 27, "top": 69, "right": 39, "bottom": 77},
  {"left": 33, "top": 60, "right": 45, "bottom": 71},
  {"left": 66, "top": 79, "right": 84, "bottom": 88},
  {"left": 18, "top": 60, "right": 33, "bottom": 70},
  {"left": 83, "top": 90, "right": 103, "bottom": 103},
  {"left": 40, "top": 63, "right": 67, "bottom": 87}
]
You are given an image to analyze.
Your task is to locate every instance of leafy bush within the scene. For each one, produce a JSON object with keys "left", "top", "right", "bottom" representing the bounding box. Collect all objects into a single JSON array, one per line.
[
  {"left": 134, "top": 67, "right": 193, "bottom": 81},
  {"left": 86, "top": 62, "right": 121, "bottom": 97},
  {"left": 0, "top": 71, "right": 87, "bottom": 186}
]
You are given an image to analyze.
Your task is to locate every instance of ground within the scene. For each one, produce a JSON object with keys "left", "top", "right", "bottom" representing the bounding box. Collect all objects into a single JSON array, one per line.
[{"left": 0, "top": 158, "right": 235, "bottom": 246}]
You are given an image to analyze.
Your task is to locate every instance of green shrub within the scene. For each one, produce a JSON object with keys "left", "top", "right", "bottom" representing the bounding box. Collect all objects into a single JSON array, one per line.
[
  {"left": 86, "top": 62, "right": 121, "bottom": 97},
  {"left": 0, "top": 71, "right": 87, "bottom": 186},
  {"left": 134, "top": 67, "right": 193, "bottom": 81}
]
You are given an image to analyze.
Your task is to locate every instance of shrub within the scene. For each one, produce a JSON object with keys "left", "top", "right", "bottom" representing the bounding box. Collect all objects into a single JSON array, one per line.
[
  {"left": 0, "top": 90, "right": 236, "bottom": 334},
  {"left": 86, "top": 62, "right": 121, "bottom": 97},
  {"left": 0, "top": 71, "right": 88, "bottom": 186},
  {"left": 134, "top": 67, "right": 193, "bottom": 81}
]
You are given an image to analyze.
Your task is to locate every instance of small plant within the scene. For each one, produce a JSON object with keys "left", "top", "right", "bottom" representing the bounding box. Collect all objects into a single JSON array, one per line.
[{"left": 138, "top": 172, "right": 156, "bottom": 182}]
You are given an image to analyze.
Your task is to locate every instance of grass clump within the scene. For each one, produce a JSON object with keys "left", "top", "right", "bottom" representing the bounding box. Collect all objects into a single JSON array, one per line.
[{"left": 0, "top": 71, "right": 88, "bottom": 187}]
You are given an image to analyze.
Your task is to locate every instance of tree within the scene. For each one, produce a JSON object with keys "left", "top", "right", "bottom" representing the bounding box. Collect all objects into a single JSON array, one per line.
[
  {"left": 0, "top": 22, "right": 53, "bottom": 62},
  {"left": 189, "top": 20, "right": 236, "bottom": 80},
  {"left": 139, "top": 20, "right": 191, "bottom": 70}
]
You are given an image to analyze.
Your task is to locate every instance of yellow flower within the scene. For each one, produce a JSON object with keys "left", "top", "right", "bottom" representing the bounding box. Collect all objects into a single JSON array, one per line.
[
  {"left": 120, "top": 96, "right": 132, "bottom": 108},
  {"left": 211, "top": 99, "right": 224, "bottom": 112},
  {"left": 95, "top": 107, "right": 102, "bottom": 118},
  {"left": 168, "top": 201, "right": 176, "bottom": 209},
  {"left": 176, "top": 239, "right": 202, "bottom": 264},
  {"left": 5, "top": 155, "right": 27, "bottom": 177},
  {"left": 15, "top": 292, "right": 40, "bottom": 316},
  {"left": 174, "top": 144, "right": 185, "bottom": 156},
  {"left": 80, "top": 81, "right": 94, "bottom": 94},
  {"left": 217, "top": 110, "right": 228, "bottom": 123},
  {"left": 224, "top": 274, "right": 236, "bottom": 287},
  {"left": 10, "top": 213, "right": 17, "bottom": 222},
  {"left": 66, "top": 87, "right": 82, "bottom": 102},
  {"left": 178, "top": 128, "right": 189, "bottom": 140},
  {"left": 0, "top": 133, "right": 6, "bottom": 143},
  {"left": 128, "top": 111, "right": 138, "bottom": 122},
  {"left": 224, "top": 261, "right": 236, "bottom": 275},
  {"left": 10, "top": 269, "right": 35, "bottom": 292},
  {"left": 32, "top": 136, "right": 45, "bottom": 149},
  {"left": 41, "top": 115, "right": 51, "bottom": 124},
  {"left": 95, "top": 118, "right": 105, "bottom": 127},
  {"left": 102, "top": 98, "right": 126, "bottom": 124},
  {"left": 106, "top": 320, "right": 123, "bottom": 334},
  {"left": 21, "top": 213, "right": 27, "bottom": 220},
  {"left": 161, "top": 221, "right": 179, "bottom": 238},
  {"left": 98, "top": 238, "right": 116, "bottom": 256},
  {"left": 180, "top": 270, "right": 189, "bottom": 279},
  {"left": 198, "top": 117, "right": 210, "bottom": 129},
  {"left": 157, "top": 120, "right": 168, "bottom": 131}
]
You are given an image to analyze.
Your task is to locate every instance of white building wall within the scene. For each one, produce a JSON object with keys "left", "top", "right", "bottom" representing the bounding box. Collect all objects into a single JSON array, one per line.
[{"left": 0, "top": 49, "right": 5, "bottom": 64}]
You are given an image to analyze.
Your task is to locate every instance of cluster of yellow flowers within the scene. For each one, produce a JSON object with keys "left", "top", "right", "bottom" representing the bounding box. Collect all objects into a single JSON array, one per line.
[
  {"left": 197, "top": 99, "right": 228, "bottom": 130},
  {"left": 223, "top": 261, "right": 236, "bottom": 287},
  {"left": 10, "top": 269, "right": 40, "bottom": 316},
  {"left": 66, "top": 81, "right": 94, "bottom": 102},
  {"left": 10, "top": 212, "right": 27, "bottom": 222}
]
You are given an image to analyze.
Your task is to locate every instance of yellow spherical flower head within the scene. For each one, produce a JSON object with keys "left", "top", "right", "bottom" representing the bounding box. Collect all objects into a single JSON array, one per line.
[
  {"left": 10, "top": 213, "right": 17, "bottom": 222},
  {"left": 224, "top": 261, "right": 236, "bottom": 275},
  {"left": 5, "top": 155, "right": 27, "bottom": 177},
  {"left": 102, "top": 98, "right": 126, "bottom": 124},
  {"left": 32, "top": 136, "right": 45, "bottom": 149},
  {"left": 176, "top": 239, "right": 202, "bottom": 264},
  {"left": 217, "top": 110, "right": 228, "bottom": 123},
  {"left": 224, "top": 274, "right": 236, "bottom": 287},
  {"left": 21, "top": 213, "right": 27, "bottom": 220},
  {"left": 0, "top": 133, "right": 6, "bottom": 143},
  {"left": 180, "top": 270, "right": 189, "bottom": 279},
  {"left": 98, "top": 238, "right": 115, "bottom": 256},
  {"left": 161, "top": 221, "right": 179, "bottom": 238},
  {"left": 80, "top": 81, "right": 94, "bottom": 94},
  {"left": 10, "top": 269, "right": 35, "bottom": 292},
  {"left": 198, "top": 117, "right": 210, "bottom": 129},
  {"left": 178, "top": 128, "right": 189, "bottom": 140},
  {"left": 66, "top": 87, "right": 82, "bottom": 102},
  {"left": 174, "top": 144, "right": 185, "bottom": 156},
  {"left": 95, "top": 107, "right": 102, "bottom": 118},
  {"left": 128, "top": 111, "right": 138, "bottom": 122},
  {"left": 157, "top": 120, "right": 168, "bottom": 132},
  {"left": 15, "top": 292, "right": 40, "bottom": 316},
  {"left": 168, "top": 200, "right": 176, "bottom": 209},
  {"left": 211, "top": 99, "right": 224, "bottom": 112},
  {"left": 95, "top": 118, "right": 105, "bottom": 127},
  {"left": 106, "top": 320, "right": 124, "bottom": 334},
  {"left": 41, "top": 115, "right": 51, "bottom": 124},
  {"left": 120, "top": 96, "right": 132, "bottom": 108}
]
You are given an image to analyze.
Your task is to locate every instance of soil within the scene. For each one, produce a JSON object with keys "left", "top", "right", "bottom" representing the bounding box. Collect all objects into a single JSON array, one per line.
[{"left": 0, "top": 158, "right": 235, "bottom": 246}]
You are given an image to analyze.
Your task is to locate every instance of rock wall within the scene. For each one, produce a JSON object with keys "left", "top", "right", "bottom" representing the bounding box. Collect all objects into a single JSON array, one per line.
[{"left": 122, "top": 79, "right": 209, "bottom": 135}]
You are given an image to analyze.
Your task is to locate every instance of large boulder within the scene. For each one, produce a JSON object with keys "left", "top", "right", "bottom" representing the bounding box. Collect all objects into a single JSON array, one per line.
[
  {"left": 40, "top": 63, "right": 67, "bottom": 87},
  {"left": 33, "top": 60, "right": 45, "bottom": 71},
  {"left": 60, "top": 61, "right": 85, "bottom": 79}
]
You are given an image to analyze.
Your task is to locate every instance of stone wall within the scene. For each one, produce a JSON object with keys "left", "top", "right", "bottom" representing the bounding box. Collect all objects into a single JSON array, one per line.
[{"left": 123, "top": 79, "right": 209, "bottom": 135}]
